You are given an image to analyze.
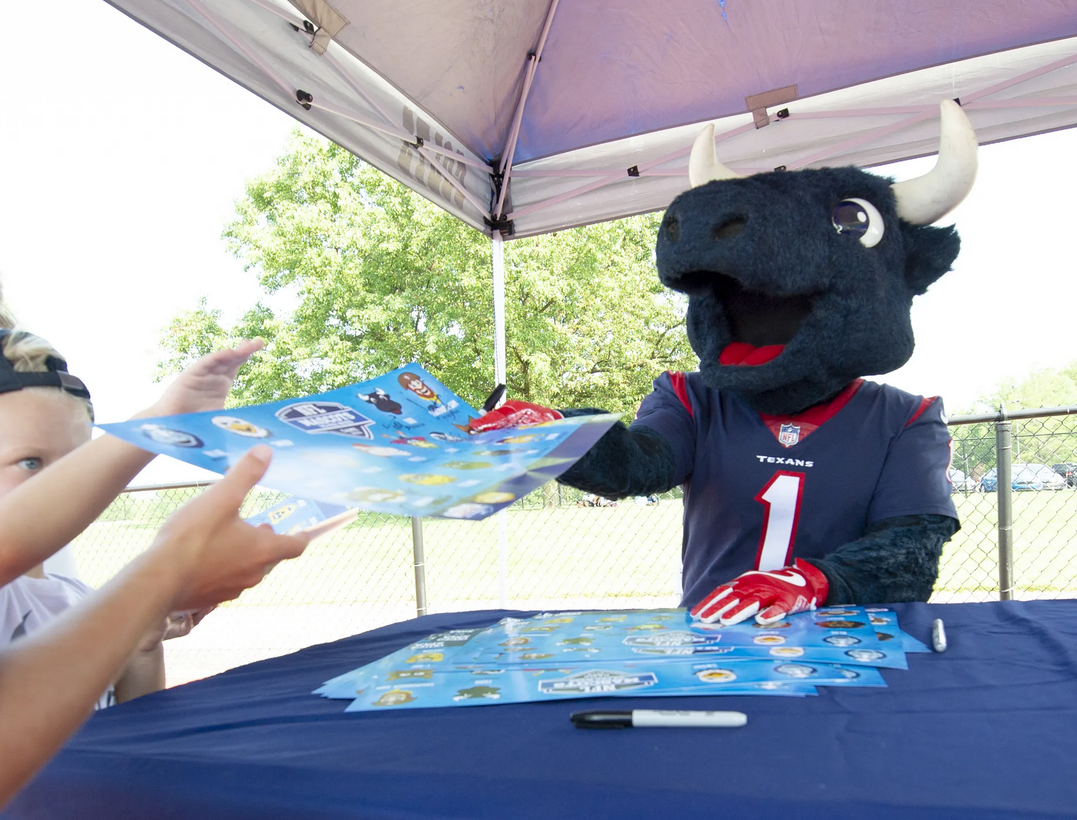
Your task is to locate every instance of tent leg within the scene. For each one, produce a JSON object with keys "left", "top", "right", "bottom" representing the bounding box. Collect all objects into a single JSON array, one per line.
[
  {"left": 492, "top": 234, "right": 506, "bottom": 385},
  {"left": 492, "top": 235, "right": 508, "bottom": 607},
  {"left": 412, "top": 516, "right": 428, "bottom": 617}
]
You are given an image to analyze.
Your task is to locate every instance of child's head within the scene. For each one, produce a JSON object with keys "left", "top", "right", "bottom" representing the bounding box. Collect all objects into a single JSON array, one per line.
[{"left": 0, "top": 327, "right": 94, "bottom": 499}]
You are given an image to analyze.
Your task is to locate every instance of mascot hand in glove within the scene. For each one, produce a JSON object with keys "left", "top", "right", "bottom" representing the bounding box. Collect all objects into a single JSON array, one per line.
[{"left": 476, "top": 100, "right": 976, "bottom": 626}]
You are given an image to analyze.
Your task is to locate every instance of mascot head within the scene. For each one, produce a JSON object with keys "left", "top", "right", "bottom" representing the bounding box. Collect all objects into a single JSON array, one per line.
[{"left": 655, "top": 100, "right": 977, "bottom": 415}]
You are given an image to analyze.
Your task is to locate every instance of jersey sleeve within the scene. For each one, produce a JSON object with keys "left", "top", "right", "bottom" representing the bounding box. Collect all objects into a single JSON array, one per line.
[
  {"left": 630, "top": 372, "right": 697, "bottom": 487},
  {"left": 868, "top": 397, "right": 958, "bottom": 524}
]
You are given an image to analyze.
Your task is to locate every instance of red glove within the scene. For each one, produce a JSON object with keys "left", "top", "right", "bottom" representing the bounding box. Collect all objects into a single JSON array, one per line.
[
  {"left": 689, "top": 559, "right": 829, "bottom": 626},
  {"left": 469, "top": 400, "right": 563, "bottom": 433}
]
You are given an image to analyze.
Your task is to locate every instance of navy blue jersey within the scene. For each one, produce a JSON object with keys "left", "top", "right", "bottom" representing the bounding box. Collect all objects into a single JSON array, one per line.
[{"left": 633, "top": 372, "right": 957, "bottom": 608}]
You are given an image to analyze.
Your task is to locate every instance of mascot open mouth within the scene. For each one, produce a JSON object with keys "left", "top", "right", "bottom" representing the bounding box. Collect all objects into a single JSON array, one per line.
[{"left": 674, "top": 271, "right": 817, "bottom": 366}]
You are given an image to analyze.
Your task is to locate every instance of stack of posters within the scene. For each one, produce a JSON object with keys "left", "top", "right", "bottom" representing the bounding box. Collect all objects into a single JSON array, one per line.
[
  {"left": 316, "top": 606, "right": 930, "bottom": 711},
  {"left": 98, "top": 364, "right": 618, "bottom": 520}
]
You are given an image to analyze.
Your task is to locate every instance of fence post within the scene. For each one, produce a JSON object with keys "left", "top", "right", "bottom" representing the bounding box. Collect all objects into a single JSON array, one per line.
[
  {"left": 411, "top": 516, "right": 428, "bottom": 616},
  {"left": 995, "top": 413, "right": 1014, "bottom": 601}
]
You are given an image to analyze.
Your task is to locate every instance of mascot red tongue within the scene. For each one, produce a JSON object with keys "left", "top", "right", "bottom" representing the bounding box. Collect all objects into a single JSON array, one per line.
[
  {"left": 719, "top": 343, "right": 784, "bottom": 367},
  {"left": 480, "top": 101, "right": 976, "bottom": 626}
]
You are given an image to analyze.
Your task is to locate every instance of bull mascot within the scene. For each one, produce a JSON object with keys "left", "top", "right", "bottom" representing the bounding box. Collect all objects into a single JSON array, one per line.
[{"left": 475, "top": 101, "right": 976, "bottom": 627}]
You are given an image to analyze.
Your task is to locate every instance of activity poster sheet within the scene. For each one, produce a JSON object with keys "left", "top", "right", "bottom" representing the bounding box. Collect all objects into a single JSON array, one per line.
[
  {"left": 317, "top": 606, "right": 925, "bottom": 712},
  {"left": 98, "top": 364, "right": 618, "bottom": 520}
]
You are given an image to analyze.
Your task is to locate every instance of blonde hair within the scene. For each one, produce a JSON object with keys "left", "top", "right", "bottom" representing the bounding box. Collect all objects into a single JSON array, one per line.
[{"left": 0, "top": 295, "right": 94, "bottom": 422}]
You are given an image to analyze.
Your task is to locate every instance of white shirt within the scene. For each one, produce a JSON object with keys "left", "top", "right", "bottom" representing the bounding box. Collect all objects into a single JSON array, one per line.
[{"left": 1, "top": 573, "right": 115, "bottom": 709}]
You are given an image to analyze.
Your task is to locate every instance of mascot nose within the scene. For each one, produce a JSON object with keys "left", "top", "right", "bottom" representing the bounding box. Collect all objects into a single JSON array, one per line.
[
  {"left": 662, "top": 211, "right": 680, "bottom": 242},
  {"left": 711, "top": 216, "right": 747, "bottom": 241}
]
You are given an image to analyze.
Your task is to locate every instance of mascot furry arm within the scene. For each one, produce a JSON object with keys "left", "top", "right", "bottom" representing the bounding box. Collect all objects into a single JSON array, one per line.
[{"left": 482, "top": 101, "right": 975, "bottom": 624}]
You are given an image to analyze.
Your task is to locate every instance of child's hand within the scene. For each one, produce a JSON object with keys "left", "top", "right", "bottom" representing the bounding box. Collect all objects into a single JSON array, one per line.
[
  {"left": 136, "top": 608, "right": 214, "bottom": 653},
  {"left": 151, "top": 445, "right": 310, "bottom": 613},
  {"left": 143, "top": 339, "right": 264, "bottom": 418}
]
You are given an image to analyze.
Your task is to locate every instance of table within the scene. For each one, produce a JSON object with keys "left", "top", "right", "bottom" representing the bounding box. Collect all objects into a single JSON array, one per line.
[{"left": 7, "top": 600, "right": 1077, "bottom": 819}]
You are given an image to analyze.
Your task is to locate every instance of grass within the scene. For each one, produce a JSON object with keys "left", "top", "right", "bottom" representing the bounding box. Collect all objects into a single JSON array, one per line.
[
  {"left": 69, "top": 486, "right": 1077, "bottom": 683},
  {"left": 73, "top": 488, "right": 1077, "bottom": 609}
]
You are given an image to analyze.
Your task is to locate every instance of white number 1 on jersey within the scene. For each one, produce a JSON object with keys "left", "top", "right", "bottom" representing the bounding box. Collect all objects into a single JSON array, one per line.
[{"left": 754, "top": 471, "right": 805, "bottom": 571}]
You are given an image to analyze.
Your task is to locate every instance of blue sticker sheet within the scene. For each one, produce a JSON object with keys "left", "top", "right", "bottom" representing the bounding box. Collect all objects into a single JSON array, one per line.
[
  {"left": 318, "top": 607, "right": 911, "bottom": 712},
  {"left": 865, "top": 607, "right": 932, "bottom": 653},
  {"left": 342, "top": 659, "right": 886, "bottom": 712},
  {"left": 98, "top": 364, "right": 618, "bottom": 520},
  {"left": 464, "top": 607, "right": 908, "bottom": 670}
]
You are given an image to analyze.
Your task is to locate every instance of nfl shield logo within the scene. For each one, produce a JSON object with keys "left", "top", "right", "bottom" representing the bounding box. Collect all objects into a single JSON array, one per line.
[{"left": 778, "top": 423, "right": 801, "bottom": 448}]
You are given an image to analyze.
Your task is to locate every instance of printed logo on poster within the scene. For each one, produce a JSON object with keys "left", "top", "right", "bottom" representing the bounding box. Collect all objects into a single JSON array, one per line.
[
  {"left": 212, "top": 416, "right": 270, "bottom": 438},
  {"left": 538, "top": 669, "right": 658, "bottom": 694},
  {"left": 139, "top": 424, "right": 203, "bottom": 448},
  {"left": 276, "top": 401, "right": 375, "bottom": 440},
  {"left": 778, "top": 423, "right": 801, "bottom": 448}
]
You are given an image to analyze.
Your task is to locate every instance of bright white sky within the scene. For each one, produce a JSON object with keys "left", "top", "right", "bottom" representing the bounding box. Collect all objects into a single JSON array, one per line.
[{"left": 2, "top": 0, "right": 1076, "bottom": 482}]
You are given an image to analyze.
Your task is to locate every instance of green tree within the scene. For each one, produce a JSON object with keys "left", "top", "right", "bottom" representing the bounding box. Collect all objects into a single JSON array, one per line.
[
  {"left": 970, "top": 367, "right": 1077, "bottom": 414},
  {"left": 159, "top": 133, "right": 695, "bottom": 416},
  {"left": 951, "top": 362, "right": 1077, "bottom": 475}
]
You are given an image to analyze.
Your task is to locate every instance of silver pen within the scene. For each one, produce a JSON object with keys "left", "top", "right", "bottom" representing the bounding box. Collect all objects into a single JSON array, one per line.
[{"left": 931, "top": 618, "right": 947, "bottom": 652}]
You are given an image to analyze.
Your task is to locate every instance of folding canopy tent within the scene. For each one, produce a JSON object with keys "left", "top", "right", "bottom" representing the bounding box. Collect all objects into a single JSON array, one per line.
[
  {"left": 103, "top": 0, "right": 1077, "bottom": 385},
  {"left": 101, "top": 0, "right": 1077, "bottom": 606}
]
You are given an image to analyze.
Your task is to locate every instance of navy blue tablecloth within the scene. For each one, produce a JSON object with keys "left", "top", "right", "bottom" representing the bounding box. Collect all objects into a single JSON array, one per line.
[{"left": 7, "top": 600, "right": 1077, "bottom": 819}]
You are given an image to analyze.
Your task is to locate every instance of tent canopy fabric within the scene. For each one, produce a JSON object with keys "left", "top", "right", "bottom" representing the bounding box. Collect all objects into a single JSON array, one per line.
[{"left": 105, "top": 0, "right": 1077, "bottom": 238}]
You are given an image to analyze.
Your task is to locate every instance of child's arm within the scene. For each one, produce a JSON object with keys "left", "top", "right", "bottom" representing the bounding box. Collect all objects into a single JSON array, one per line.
[
  {"left": 114, "top": 609, "right": 210, "bottom": 703},
  {"left": 0, "top": 446, "right": 310, "bottom": 808},
  {"left": 113, "top": 640, "right": 165, "bottom": 704},
  {"left": 0, "top": 340, "right": 264, "bottom": 586}
]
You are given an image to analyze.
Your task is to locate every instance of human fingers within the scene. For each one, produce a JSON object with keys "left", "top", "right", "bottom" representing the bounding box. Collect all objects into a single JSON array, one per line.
[
  {"left": 196, "top": 445, "right": 273, "bottom": 514},
  {"left": 161, "top": 612, "right": 196, "bottom": 641},
  {"left": 260, "top": 530, "right": 311, "bottom": 566},
  {"left": 190, "top": 606, "right": 216, "bottom": 627},
  {"left": 179, "top": 520, "right": 309, "bottom": 612},
  {"left": 193, "top": 338, "right": 264, "bottom": 379}
]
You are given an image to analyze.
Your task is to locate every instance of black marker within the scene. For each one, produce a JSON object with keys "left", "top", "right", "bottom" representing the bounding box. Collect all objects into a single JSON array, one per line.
[
  {"left": 571, "top": 709, "right": 747, "bottom": 729},
  {"left": 481, "top": 383, "right": 506, "bottom": 413}
]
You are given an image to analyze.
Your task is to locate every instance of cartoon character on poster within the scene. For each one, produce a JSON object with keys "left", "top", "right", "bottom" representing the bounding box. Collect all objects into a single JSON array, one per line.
[
  {"left": 398, "top": 371, "right": 460, "bottom": 419},
  {"left": 212, "top": 416, "right": 271, "bottom": 438},
  {"left": 358, "top": 388, "right": 403, "bottom": 415},
  {"left": 374, "top": 690, "right": 417, "bottom": 707}
]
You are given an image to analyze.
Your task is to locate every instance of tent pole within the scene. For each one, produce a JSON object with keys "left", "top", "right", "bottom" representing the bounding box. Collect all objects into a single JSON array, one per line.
[
  {"left": 492, "top": 234, "right": 507, "bottom": 385},
  {"left": 411, "top": 516, "right": 428, "bottom": 617},
  {"left": 492, "top": 234, "right": 509, "bottom": 607}
]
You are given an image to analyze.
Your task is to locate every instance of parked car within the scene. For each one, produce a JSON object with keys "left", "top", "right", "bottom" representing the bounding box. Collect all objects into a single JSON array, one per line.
[
  {"left": 948, "top": 468, "right": 977, "bottom": 493},
  {"left": 977, "top": 463, "right": 1067, "bottom": 492},
  {"left": 1050, "top": 462, "right": 1077, "bottom": 488}
]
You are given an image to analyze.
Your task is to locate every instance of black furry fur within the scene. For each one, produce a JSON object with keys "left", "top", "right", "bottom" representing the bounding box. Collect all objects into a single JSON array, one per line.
[{"left": 656, "top": 168, "right": 959, "bottom": 415}]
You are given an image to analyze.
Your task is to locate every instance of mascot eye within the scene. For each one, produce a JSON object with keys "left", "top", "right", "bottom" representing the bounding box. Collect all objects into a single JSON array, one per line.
[{"left": 831, "top": 198, "right": 884, "bottom": 248}]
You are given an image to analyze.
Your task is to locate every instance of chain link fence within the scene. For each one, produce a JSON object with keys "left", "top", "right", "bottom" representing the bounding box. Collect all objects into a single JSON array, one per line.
[{"left": 71, "top": 409, "right": 1077, "bottom": 685}]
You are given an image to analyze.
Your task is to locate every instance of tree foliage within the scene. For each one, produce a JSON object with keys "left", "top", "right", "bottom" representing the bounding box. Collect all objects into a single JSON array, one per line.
[
  {"left": 159, "top": 133, "right": 694, "bottom": 416},
  {"left": 950, "top": 362, "right": 1077, "bottom": 477}
]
